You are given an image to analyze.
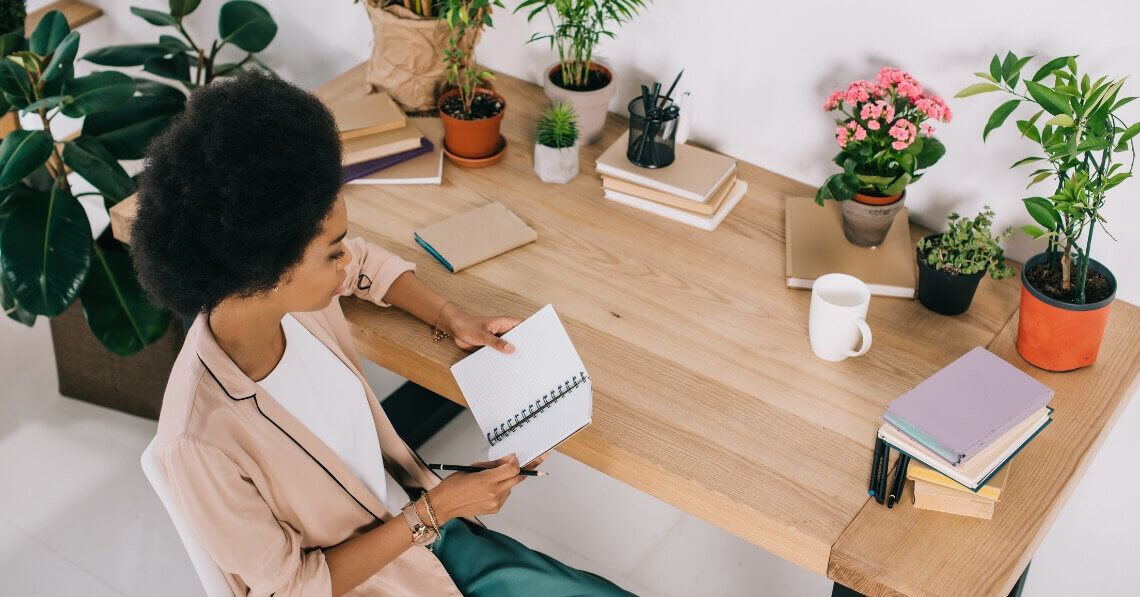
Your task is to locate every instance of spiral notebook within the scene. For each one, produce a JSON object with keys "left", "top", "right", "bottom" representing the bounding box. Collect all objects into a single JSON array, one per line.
[{"left": 450, "top": 304, "right": 592, "bottom": 465}]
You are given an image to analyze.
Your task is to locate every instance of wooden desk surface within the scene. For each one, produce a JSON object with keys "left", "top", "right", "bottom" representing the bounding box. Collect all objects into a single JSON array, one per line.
[{"left": 114, "top": 64, "right": 1140, "bottom": 596}]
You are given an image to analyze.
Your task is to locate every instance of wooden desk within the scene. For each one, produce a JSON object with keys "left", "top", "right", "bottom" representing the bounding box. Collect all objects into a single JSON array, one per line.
[{"left": 113, "top": 64, "right": 1140, "bottom": 596}]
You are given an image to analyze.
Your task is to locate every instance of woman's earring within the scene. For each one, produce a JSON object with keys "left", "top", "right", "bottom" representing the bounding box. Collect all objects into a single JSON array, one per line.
[{"left": 273, "top": 286, "right": 278, "bottom": 293}]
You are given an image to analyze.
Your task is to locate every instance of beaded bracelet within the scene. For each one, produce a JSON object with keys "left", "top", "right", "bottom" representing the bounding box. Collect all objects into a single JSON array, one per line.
[
  {"left": 432, "top": 301, "right": 453, "bottom": 342},
  {"left": 420, "top": 490, "right": 441, "bottom": 536}
]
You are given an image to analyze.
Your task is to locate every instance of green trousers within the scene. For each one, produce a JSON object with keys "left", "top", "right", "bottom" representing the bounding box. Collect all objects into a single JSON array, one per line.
[{"left": 432, "top": 519, "right": 637, "bottom": 597}]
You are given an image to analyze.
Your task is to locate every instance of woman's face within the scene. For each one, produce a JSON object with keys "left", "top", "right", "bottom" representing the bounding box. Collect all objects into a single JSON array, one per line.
[{"left": 276, "top": 195, "right": 349, "bottom": 312}]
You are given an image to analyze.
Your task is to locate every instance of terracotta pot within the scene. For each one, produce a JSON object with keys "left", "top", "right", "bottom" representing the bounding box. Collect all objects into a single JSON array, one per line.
[
  {"left": 916, "top": 235, "right": 986, "bottom": 316},
  {"left": 438, "top": 88, "right": 505, "bottom": 159},
  {"left": 840, "top": 191, "right": 905, "bottom": 247},
  {"left": 853, "top": 191, "right": 903, "bottom": 205},
  {"left": 542, "top": 62, "right": 616, "bottom": 145},
  {"left": 1017, "top": 252, "right": 1116, "bottom": 371}
]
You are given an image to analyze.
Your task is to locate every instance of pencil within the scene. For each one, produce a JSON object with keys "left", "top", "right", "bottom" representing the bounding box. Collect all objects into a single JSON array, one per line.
[{"left": 428, "top": 463, "right": 547, "bottom": 477}]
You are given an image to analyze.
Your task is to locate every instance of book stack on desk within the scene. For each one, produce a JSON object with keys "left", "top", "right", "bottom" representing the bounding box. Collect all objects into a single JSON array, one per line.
[
  {"left": 878, "top": 347, "right": 1054, "bottom": 517},
  {"left": 331, "top": 92, "right": 433, "bottom": 183},
  {"left": 595, "top": 132, "right": 747, "bottom": 231}
]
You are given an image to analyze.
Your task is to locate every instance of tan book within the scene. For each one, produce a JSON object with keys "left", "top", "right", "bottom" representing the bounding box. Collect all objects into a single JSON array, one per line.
[
  {"left": 784, "top": 196, "right": 917, "bottom": 298},
  {"left": 602, "top": 179, "right": 748, "bottom": 232},
  {"left": 912, "top": 479, "right": 995, "bottom": 519},
  {"left": 596, "top": 131, "right": 736, "bottom": 203},
  {"left": 414, "top": 202, "right": 538, "bottom": 273},
  {"left": 348, "top": 117, "right": 445, "bottom": 185},
  {"left": 341, "top": 121, "right": 424, "bottom": 166},
  {"left": 908, "top": 460, "right": 1010, "bottom": 501},
  {"left": 601, "top": 174, "right": 737, "bottom": 215},
  {"left": 330, "top": 92, "right": 407, "bottom": 140}
]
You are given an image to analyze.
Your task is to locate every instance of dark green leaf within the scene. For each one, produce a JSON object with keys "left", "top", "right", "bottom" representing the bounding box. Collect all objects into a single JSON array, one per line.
[
  {"left": 20, "top": 95, "right": 62, "bottom": 114},
  {"left": 0, "top": 130, "right": 54, "bottom": 189},
  {"left": 0, "top": 265, "right": 39, "bottom": 326},
  {"left": 142, "top": 52, "right": 191, "bottom": 81},
  {"left": 133, "top": 77, "right": 186, "bottom": 100},
  {"left": 219, "top": 1, "right": 277, "bottom": 53},
  {"left": 131, "top": 7, "right": 178, "bottom": 27},
  {"left": 29, "top": 10, "right": 70, "bottom": 55},
  {"left": 0, "top": 184, "right": 92, "bottom": 317},
  {"left": 984, "top": 99, "right": 1020, "bottom": 141},
  {"left": 82, "top": 95, "right": 184, "bottom": 160},
  {"left": 896, "top": 151, "right": 916, "bottom": 174},
  {"left": 989, "top": 55, "right": 1002, "bottom": 82},
  {"left": 1008, "top": 55, "right": 1034, "bottom": 81},
  {"left": 1023, "top": 196, "right": 1060, "bottom": 229},
  {"left": 3, "top": 91, "right": 27, "bottom": 109},
  {"left": 882, "top": 173, "right": 912, "bottom": 196},
  {"left": 1024, "top": 80, "right": 1071, "bottom": 115},
  {"left": 915, "top": 137, "right": 946, "bottom": 169},
  {"left": 169, "top": 0, "right": 203, "bottom": 18},
  {"left": 42, "top": 31, "right": 79, "bottom": 82},
  {"left": 0, "top": 31, "right": 24, "bottom": 59},
  {"left": 1117, "top": 122, "right": 1140, "bottom": 146},
  {"left": 83, "top": 43, "right": 171, "bottom": 67},
  {"left": 81, "top": 241, "right": 170, "bottom": 356},
  {"left": 158, "top": 34, "right": 193, "bottom": 52},
  {"left": 1000, "top": 51, "right": 1017, "bottom": 81},
  {"left": 62, "top": 136, "right": 135, "bottom": 202},
  {"left": 824, "top": 172, "right": 861, "bottom": 201},
  {"left": 1032, "top": 56, "right": 1073, "bottom": 82},
  {"left": 1010, "top": 156, "right": 1044, "bottom": 168},
  {"left": 0, "top": 58, "right": 32, "bottom": 98},
  {"left": 60, "top": 71, "right": 136, "bottom": 117}
]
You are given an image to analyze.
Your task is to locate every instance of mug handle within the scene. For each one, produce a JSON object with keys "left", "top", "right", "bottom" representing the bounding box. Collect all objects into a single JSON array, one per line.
[{"left": 845, "top": 318, "right": 872, "bottom": 357}]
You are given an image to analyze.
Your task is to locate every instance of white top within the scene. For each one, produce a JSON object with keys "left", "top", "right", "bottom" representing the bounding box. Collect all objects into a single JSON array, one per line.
[{"left": 258, "top": 314, "right": 404, "bottom": 512}]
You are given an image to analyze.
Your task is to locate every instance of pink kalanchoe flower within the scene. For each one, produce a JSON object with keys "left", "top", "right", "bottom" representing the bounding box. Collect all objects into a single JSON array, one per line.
[
  {"left": 853, "top": 125, "right": 867, "bottom": 141},
  {"left": 844, "top": 80, "right": 873, "bottom": 104},
  {"left": 877, "top": 67, "right": 924, "bottom": 100},
  {"left": 921, "top": 123, "right": 936, "bottom": 137},
  {"left": 836, "top": 125, "right": 850, "bottom": 148},
  {"left": 891, "top": 140, "right": 910, "bottom": 150},
  {"left": 825, "top": 90, "right": 843, "bottom": 111},
  {"left": 867, "top": 120, "right": 881, "bottom": 130},
  {"left": 888, "top": 119, "right": 918, "bottom": 148}
]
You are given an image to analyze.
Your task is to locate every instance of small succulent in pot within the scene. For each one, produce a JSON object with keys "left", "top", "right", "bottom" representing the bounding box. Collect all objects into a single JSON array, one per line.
[
  {"left": 534, "top": 102, "right": 579, "bottom": 183},
  {"left": 918, "top": 207, "right": 1015, "bottom": 278}
]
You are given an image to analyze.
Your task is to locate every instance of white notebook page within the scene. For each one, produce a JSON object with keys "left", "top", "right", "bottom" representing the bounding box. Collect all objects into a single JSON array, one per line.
[{"left": 450, "top": 304, "right": 592, "bottom": 465}]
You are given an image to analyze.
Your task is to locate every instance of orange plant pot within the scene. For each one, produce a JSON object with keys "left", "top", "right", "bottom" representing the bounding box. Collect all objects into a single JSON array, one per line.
[
  {"left": 438, "top": 88, "right": 506, "bottom": 159},
  {"left": 1016, "top": 252, "right": 1116, "bottom": 371},
  {"left": 853, "top": 191, "right": 903, "bottom": 206}
]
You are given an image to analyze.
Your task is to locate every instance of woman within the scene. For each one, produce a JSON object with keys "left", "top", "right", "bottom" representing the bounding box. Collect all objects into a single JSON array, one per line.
[{"left": 131, "top": 71, "right": 632, "bottom": 597}]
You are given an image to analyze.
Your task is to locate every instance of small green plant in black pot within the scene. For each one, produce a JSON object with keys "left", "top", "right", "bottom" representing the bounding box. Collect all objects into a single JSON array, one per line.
[{"left": 915, "top": 207, "right": 1014, "bottom": 315}]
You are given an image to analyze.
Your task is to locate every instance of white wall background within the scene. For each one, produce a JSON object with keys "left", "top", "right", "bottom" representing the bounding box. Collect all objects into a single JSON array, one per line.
[{"left": 31, "top": 0, "right": 1139, "bottom": 595}]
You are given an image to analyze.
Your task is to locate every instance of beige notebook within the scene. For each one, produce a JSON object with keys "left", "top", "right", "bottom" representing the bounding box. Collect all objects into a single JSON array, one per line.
[
  {"left": 602, "top": 174, "right": 737, "bottom": 215},
  {"left": 330, "top": 92, "right": 407, "bottom": 140},
  {"left": 784, "top": 196, "right": 917, "bottom": 298},
  {"left": 595, "top": 131, "right": 737, "bottom": 203},
  {"left": 908, "top": 460, "right": 1010, "bottom": 501},
  {"left": 348, "top": 117, "right": 444, "bottom": 185},
  {"left": 342, "top": 121, "right": 424, "bottom": 166},
  {"left": 912, "top": 480, "right": 996, "bottom": 519},
  {"left": 414, "top": 202, "right": 537, "bottom": 272}
]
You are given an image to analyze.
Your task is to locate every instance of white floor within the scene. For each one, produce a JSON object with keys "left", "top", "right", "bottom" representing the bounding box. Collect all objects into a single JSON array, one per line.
[{"left": 1, "top": 315, "right": 1136, "bottom": 596}]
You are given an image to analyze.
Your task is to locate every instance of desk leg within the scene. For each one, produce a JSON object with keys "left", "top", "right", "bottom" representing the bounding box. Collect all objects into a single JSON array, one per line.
[{"left": 830, "top": 561, "right": 1031, "bottom": 597}]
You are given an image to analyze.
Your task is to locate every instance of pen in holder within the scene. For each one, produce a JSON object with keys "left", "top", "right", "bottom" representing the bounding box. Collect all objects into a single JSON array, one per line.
[{"left": 627, "top": 96, "right": 679, "bottom": 168}]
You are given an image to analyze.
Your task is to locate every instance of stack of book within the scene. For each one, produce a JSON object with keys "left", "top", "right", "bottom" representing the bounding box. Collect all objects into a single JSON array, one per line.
[
  {"left": 595, "top": 132, "right": 747, "bottom": 231},
  {"left": 878, "top": 346, "right": 1054, "bottom": 518},
  {"left": 907, "top": 460, "right": 1009, "bottom": 519},
  {"left": 331, "top": 92, "right": 438, "bottom": 184}
]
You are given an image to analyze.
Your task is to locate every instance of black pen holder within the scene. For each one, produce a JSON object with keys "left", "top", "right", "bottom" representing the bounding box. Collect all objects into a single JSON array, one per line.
[{"left": 627, "top": 97, "right": 679, "bottom": 168}]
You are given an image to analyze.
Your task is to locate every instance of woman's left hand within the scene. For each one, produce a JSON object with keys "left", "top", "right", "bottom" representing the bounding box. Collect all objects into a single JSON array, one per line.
[{"left": 443, "top": 304, "right": 522, "bottom": 354}]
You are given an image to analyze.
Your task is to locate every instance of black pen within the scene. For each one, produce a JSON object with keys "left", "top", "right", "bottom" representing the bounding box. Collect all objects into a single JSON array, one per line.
[
  {"left": 869, "top": 437, "right": 884, "bottom": 497},
  {"left": 875, "top": 440, "right": 890, "bottom": 504},
  {"left": 887, "top": 454, "right": 911, "bottom": 508},
  {"left": 428, "top": 464, "right": 546, "bottom": 477}
]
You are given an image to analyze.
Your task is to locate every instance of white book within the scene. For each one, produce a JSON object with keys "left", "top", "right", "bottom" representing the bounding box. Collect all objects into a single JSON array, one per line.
[
  {"left": 602, "top": 179, "right": 748, "bottom": 232},
  {"left": 450, "top": 305, "right": 592, "bottom": 466}
]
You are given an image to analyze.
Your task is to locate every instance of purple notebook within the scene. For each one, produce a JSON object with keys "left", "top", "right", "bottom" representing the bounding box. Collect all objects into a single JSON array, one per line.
[
  {"left": 341, "top": 138, "right": 433, "bottom": 183},
  {"left": 881, "top": 346, "right": 1053, "bottom": 465}
]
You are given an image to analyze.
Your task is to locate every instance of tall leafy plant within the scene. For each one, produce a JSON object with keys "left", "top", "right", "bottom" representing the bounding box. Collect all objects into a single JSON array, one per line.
[
  {"left": 515, "top": 0, "right": 647, "bottom": 89},
  {"left": 0, "top": 11, "right": 173, "bottom": 354},
  {"left": 958, "top": 53, "right": 1137, "bottom": 304},
  {"left": 439, "top": 0, "right": 503, "bottom": 115},
  {"left": 355, "top": 0, "right": 440, "bottom": 17}
]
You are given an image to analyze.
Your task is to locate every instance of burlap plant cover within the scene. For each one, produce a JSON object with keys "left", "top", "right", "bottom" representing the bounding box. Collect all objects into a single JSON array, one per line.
[{"left": 364, "top": 2, "right": 455, "bottom": 112}]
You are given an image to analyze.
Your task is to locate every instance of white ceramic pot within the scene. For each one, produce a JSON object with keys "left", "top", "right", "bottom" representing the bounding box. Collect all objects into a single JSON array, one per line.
[
  {"left": 533, "top": 142, "right": 579, "bottom": 184},
  {"left": 541, "top": 61, "right": 616, "bottom": 145}
]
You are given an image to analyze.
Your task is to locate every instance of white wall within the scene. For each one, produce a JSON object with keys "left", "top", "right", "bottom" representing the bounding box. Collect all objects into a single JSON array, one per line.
[{"left": 42, "top": 1, "right": 1139, "bottom": 595}]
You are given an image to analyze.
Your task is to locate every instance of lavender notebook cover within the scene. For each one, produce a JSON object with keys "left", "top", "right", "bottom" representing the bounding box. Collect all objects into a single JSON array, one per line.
[
  {"left": 341, "top": 138, "right": 432, "bottom": 183},
  {"left": 881, "top": 346, "right": 1053, "bottom": 464}
]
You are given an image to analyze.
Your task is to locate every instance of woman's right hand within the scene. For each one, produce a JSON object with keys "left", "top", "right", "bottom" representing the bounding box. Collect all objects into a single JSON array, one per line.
[{"left": 426, "top": 454, "right": 525, "bottom": 525}]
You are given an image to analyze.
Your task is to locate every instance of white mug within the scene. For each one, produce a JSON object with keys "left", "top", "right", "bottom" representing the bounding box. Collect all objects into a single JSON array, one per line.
[{"left": 809, "top": 273, "right": 873, "bottom": 362}]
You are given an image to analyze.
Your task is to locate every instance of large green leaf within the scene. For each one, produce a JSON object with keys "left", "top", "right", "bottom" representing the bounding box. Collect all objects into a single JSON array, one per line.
[
  {"left": 915, "top": 136, "right": 946, "bottom": 169},
  {"left": 81, "top": 95, "right": 184, "bottom": 160},
  {"left": 143, "top": 52, "right": 191, "bottom": 82},
  {"left": 131, "top": 7, "right": 178, "bottom": 27},
  {"left": 81, "top": 240, "right": 170, "bottom": 356},
  {"left": 0, "top": 58, "right": 32, "bottom": 98},
  {"left": 0, "top": 265, "right": 39, "bottom": 326},
  {"left": 29, "top": 10, "right": 70, "bottom": 55},
  {"left": 983, "top": 99, "right": 1021, "bottom": 141},
  {"left": 1031, "top": 56, "right": 1074, "bottom": 82},
  {"left": 0, "top": 130, "right": 54, "bottom": 189},
  {"left": 1023, "top": 196, "right": 1061, "bottom": 229},
  {"left": 60, "top": 71, "right": 136, "bottom": 117},
  {"left": 0, "top": 184, "right": 92, "bottom": 317},
  {"left": 1024, "top": 80, "right": 1071, "bottom": 115},
  {"left": 42, "top": 31, "right": 79, "bottom": 82},
  {"left": 158, "top": 34, "right": 193, "bottom": 52},
  {"left": 83, "top": 43, "right": 171, "bottom": 67},
  {"left": 219, "top": 1, "right": 277, "bottom": 53},
  {"left": 169, "top": 0, "right": 203, "bottom": 18},
  {"left": 62, "top": 136, "right": 136, "bottom": 202},
  {"left": 0, "top": 31, "right": 24, "bottom": 58},
  {"left": 133, "top": 77, "right": 186, "bottom": 100}
]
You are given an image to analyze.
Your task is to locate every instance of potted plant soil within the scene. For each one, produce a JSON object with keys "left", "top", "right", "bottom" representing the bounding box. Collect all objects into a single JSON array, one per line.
[
  {"left": 437, "top": 0, "right": 507, "bottom": 166},
  {"left": 515, "top": 0, "right": 649, "bottom": 145},
  {"left": 916, "top": 207, "right": 1015, "bottom": 315},
  {"left": 533, "top": 102, "right": 579, "bottom": 183},
  {"left": 960, "top": 52, "right": 1135, "bottom": 370},
  {"left": 354, "top": 1, "right": 452, "bottom": 112},
  {"left": 816, "top": 68, "right": 952, "bottom": 247}
]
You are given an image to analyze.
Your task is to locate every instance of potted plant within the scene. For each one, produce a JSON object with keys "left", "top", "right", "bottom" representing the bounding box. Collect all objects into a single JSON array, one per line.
[
  {"left": 915, "top": 207, "right": 1014, "bottom": 315},
  {"left": 0, "top": 0, "right": 25, "bottom": 137},
  {"left": 816, "top": 68, "right": 952, "bottom": 247},
  {"left": 437, "top": 0, "right": 506, "bottom": 165},
  {"left": 0, "top": 10, "right": 186, "bottom": 417},
  {"left": 533, "top": 102, "right": 579, "bottom": 183},
  {"left": 515, "top": 0, "right": 648, "bottom": 145},
  {"left": 958, "top": 52, "right": 1135, "bottom": 371},
  {"left": 354, "top": 1, "right": 451, "bottom": 112}
]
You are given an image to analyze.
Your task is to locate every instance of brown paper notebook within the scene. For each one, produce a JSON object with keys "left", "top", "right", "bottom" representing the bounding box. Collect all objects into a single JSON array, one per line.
[
  {"left": 595, "top": 131, "right": 736, "bottom": 202},
  {"left": 784, "top": 196, "right": 917, "bottom": 298},
  {"left": 348, "top": 117, "right": 444, "bottom": 185},
  {"left": 330, "top": 92, "right": 407, "bottom": 140},
  {"left": 912, "top": 480, "right": 996, "bottom": 519},
  {"left": 414, "top": 202, "right": 537, "bottom": 272},
  {"left": 341, "top": 121, "right": 424, "bottom": 165},
  {"left": 601, "top": 174, "right": 737, "bottom": 215},
  {"left": 908, "top": 460, "right": 1009, "bottom": 501}
]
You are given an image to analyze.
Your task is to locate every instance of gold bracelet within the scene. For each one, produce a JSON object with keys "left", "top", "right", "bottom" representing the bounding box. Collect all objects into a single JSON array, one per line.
[
  {"left": 432, "top": 301, "right": 453, "bottom": 342},
  {"left": 420, "top": 490, "right": 441, "bottom": 535}
]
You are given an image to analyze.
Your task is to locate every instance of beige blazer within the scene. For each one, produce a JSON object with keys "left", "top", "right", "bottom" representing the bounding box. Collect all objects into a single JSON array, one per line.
[{"left": 155, "top": 237, "right": 463, "bottom": 597}]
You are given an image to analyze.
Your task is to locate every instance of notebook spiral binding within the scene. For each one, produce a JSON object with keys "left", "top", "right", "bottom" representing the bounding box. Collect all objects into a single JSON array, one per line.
[{"left": 486, "top": 371, "right": 589, "bottom": 447}]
